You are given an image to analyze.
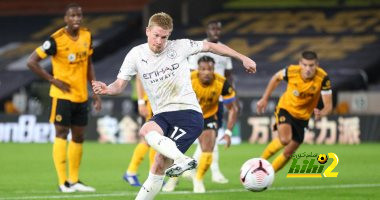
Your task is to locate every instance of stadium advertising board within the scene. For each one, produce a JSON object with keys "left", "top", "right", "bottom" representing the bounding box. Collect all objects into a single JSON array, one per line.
[{"left": 1, "top": 97, "right": 379, "bottom": 143}]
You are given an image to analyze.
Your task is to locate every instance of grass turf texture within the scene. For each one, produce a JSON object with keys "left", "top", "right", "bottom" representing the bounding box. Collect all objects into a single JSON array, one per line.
[{"left": 0, "top": 143, "right": 379, "bottom": 199}]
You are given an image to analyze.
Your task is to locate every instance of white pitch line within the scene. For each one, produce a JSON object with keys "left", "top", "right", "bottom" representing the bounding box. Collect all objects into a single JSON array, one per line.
[{"left": 0, "top": 183, "right": 379, "bottom": 200}]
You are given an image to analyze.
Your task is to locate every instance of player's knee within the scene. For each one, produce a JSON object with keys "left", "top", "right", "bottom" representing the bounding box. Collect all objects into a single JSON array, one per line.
[
  {"left": 201, "top": 140, "right": 214, "bottom": 152},
  {"left": 138, "top": 126, "right": 148, "bottom": 137},
  {"left": 71, "top": 133, "right": 84, "bottom": 143},
  {"left": 202, "top": 145, "right": 213, "bottom": 152},
  {"left": 55, "top": 126, "right": 70, "bottom": 139},
  {"left": 138, "top": 124, "right": 151, "bottom": 138},
  {"left": 279, "top": 137, "right": 290, "bottom": 146},
  {"left": 138, "top": 130, "right": 144, "bottom": 138}
]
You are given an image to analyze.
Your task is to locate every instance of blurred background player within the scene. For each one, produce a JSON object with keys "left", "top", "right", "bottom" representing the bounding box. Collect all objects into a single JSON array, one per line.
[
  {"left": 123, "top": 77, "right": 156, "bottom": 187},
  {"left": 163, "top": 56, "right": 238, "bottom": 193},
  {"left": 187, "top": 20, "right": 233, "bottom": 184},
  {"left": 257, "top": 51, "right": 332, "bottom": 172},
  {"left": 26, "top": 3, "right": 101, "bottom": 192}
]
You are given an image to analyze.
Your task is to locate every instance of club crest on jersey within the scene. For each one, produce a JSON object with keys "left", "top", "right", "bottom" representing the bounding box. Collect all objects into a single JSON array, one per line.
[
  {"left": 167, "top": 49, "right": 177, "bottom": 59},
  {"left": 68, "top": 53, "right": 76, "bottom": 62},
  {"left": 293, "top": 89, "right": 300, "bottom": 97}
]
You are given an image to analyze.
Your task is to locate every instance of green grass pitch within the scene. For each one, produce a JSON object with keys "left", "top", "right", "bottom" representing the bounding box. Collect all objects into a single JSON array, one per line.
[{"left": 0, "top": 142, "right": 379, "bottom": 199}]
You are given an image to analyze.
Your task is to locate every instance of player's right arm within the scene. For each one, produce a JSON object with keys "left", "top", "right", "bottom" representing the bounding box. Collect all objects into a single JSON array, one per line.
[
  {"left": 136, "top": 75, "right": 148, "bottom": 117},
  {"left": 27, "top": 38, "right": 70, "bottom": 93},
  {"left": 256, "top": 69, "right": 285, "bottom": 114},
  {"left": 92, "top": 79, "right": 128, "bottom": 96}
]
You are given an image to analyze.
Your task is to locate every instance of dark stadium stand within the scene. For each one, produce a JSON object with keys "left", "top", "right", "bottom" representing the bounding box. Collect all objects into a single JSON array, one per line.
[{"left": 183, "top": 8, "right": 380, "bottom": 95}]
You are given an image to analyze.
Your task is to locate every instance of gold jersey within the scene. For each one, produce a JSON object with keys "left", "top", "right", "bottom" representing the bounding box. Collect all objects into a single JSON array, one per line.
[
  {"left": 277, "top": 65, "right": 331, "bottom": 120},
  {"left": 191, "top": 71, "right": 236, "bottom": 118},
  {"left": 35, "top": 27, "right": 93, "bottom": 103}
]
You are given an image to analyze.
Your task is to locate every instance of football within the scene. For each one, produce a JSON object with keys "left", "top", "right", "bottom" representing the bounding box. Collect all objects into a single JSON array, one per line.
[
  {"left": 240, "top": 158, "right": 275, "bottom": 192},
  {"left": 317, "top": 154, "right": 328, "bottom": 164}
]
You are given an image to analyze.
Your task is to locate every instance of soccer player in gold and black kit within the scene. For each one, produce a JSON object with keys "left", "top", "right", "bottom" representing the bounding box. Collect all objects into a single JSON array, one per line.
[
  {"left": 163, "top": 56, "right": 238, "bottom": 193},
  {"left": 27, "top": 3, "right": 101, "bottom": 193},
  {"left": 257, "top": 51, "right": 332, "bottom": 172}
]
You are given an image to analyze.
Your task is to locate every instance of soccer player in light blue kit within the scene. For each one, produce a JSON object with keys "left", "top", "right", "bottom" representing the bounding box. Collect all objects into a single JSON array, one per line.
[{"left": 92, "top": 12, "right": 256, "bottom": 200}]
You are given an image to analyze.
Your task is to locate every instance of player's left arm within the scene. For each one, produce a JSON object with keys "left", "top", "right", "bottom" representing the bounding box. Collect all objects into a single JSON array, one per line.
[
  {"left": 221, "top": 80, "right": 238, "bottom": 148},
  {"left": 87, "top": 56, "right": 102, "bottom": 112},
  {"left": 202, "top": 41, "right": 256, "bottom": 73},
  {"left": 314, "top": 76, "right": 333, "bottom": 120},
  {"left": 136, "top": 75, "right": 149, "bottom": 118}
]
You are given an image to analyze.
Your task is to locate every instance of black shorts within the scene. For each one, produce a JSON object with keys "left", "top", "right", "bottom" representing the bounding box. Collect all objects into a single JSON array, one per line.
[
  {"left": 274, "top": 108, "right": 308, "bottom": 143},
  {"left": 50, "top": 98, "right": 89, "bottom": 126},
  {"left": 151, "top": 109, "right": 203, "bottom": 153},
  {"left": 204, "top": 115, "right": 218, "bottom": 131}
]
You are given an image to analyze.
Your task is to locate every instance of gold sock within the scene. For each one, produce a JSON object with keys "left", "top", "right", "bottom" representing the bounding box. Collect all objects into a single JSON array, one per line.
[
  {"left": 68, "top": 141, "right": 83, "bottom": 183},
  {"left": 149, "top": 147, "right": 156, "bottom": 169},
  {"left": 196, "top": 152, "right": 213, "bottom": 180},
  {"left": 127, "top": 142, "right": 149, "bottom": 174},
  {"left": 261, "top": 138, "right": 284, "bottom": 159},
  {"left": 53, "top": 137, "right": 67, "bottom": 185},
  {"left": 272, "top": 153, "right": 290, "bottom": 172}
]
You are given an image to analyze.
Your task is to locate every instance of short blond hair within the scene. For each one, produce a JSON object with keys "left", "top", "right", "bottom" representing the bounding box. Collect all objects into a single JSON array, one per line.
[{"left": 148, "top": 12, "right": 173, "bottom": 30}]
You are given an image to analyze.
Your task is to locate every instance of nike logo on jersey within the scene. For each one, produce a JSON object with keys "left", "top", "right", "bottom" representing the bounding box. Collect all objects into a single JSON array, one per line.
[{"left": 142, "top": 59, "right": 148, "bottom": 63}]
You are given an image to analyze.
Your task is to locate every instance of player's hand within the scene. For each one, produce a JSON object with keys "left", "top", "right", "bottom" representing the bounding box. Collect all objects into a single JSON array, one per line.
[
  {"left": 92, "top": 94, "right": 102, "bottom": 112},
  {"left": 138, "top": 104, "right": 148, "bottom": 117},
  {"left": 51, "top": 78, "right": 70, "bottom": 93},
  {"left": 92, "top": 80, "right": 108, "bottom": 95},
  {"left": 242, "top": 56, "right": 256, "bottom": 73},
  {"left": 220, "top": 134, "right": 231, "bottom": 149},
  {"left": 256, "top": 98, "right": 267, "bottom": 114},
  {"left": 314, "top": 108, "right": 321, "bottom": 120}
]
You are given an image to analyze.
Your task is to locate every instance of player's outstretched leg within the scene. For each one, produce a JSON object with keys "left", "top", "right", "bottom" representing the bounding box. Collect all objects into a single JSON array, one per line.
[
  {"left": 141, "top": 122, "right": 196, "bottom": 177},
  {"left": 165, "top": 157, "right": 197, "bottom": 177}
]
